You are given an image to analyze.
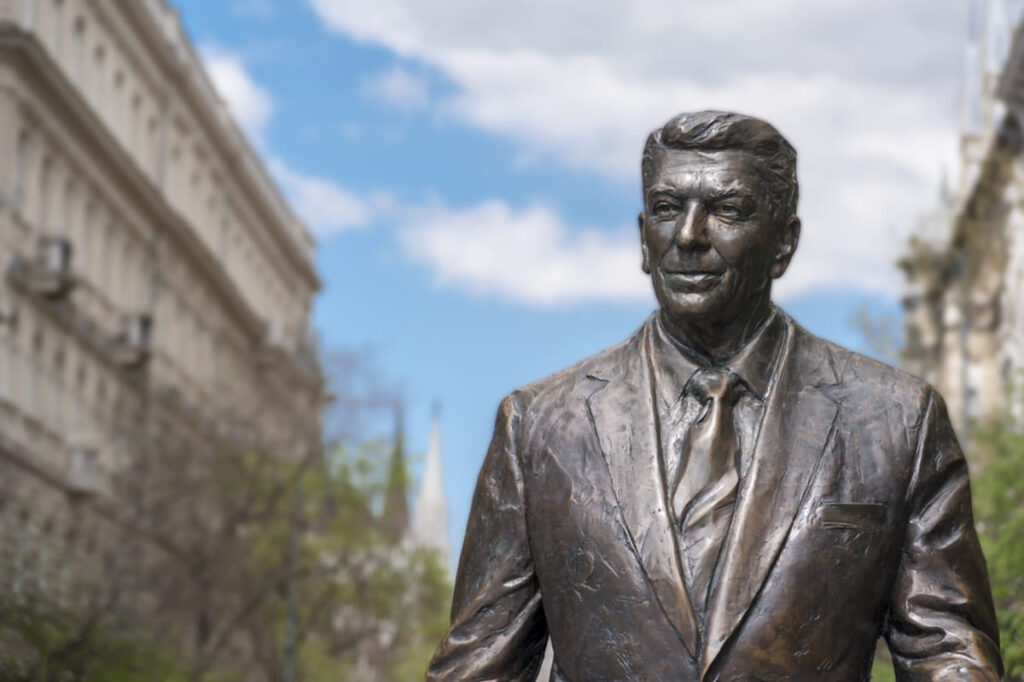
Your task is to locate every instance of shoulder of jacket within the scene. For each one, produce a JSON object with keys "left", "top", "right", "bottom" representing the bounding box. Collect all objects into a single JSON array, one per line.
[
  {"left": 504, "top": 317, "right": 649, "bottom": 409},
  {"left": 784, "top": 311, "right": 933, "bottom": 409}
]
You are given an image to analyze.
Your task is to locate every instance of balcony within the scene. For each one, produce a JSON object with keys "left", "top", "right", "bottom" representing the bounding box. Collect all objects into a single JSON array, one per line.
[
  {"left": 25, "top": 236, "right": 76, "bottom": 299},
  {"left": 67, "top": 444, "right": 100, "bottom": 497},
  {"left": 259, "top": 318, "right": 290, "bottom": 367},
  {"left": 109, "top": 313, "right": 152, "bottom": 369}
]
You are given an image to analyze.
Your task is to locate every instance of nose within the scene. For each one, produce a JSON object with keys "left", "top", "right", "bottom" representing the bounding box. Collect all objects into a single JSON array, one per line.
[{"left": 674, "top": 200, "right": 708, "bottom": 249}]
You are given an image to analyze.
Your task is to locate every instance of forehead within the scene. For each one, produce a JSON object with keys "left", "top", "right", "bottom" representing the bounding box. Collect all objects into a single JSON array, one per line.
[{"left": 645, "top": 148, "right": 765, "bottom": 195}]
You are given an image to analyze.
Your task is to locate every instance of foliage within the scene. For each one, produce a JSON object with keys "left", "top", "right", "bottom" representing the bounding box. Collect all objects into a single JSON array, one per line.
[
  {"left": 870, "top": 663, "right": 897, "bottom": 682},
  {"left": 251, "top": 440, "right": 452, "bottom": 682},
  {"left": 971, "top": 401, "right": 1024, "bottom": 679},
  {"left": 869, "top": 643, "right": 896, "bottom": 682},
  {"left": 123, "top": 412, "right": 451, "bottom": 680},
  {"left": 0, "top": 349, "right": 452, "bottom": 681},
  {"left": 0, "top": 589, "right": 189, "bottom": 682}
]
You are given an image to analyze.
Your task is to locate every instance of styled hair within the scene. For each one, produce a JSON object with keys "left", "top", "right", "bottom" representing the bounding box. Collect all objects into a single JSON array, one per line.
[{"left": 641, "top": 111, "right": 798, "bottom": 224}]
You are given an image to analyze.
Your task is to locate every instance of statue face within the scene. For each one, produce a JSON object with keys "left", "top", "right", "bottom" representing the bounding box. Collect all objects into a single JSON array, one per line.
[{"left": 640, "top": 147, "right": 798, "bottom": 325}]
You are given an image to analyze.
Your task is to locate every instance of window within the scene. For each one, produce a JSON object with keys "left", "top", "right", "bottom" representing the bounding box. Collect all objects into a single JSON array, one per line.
[
  {"left": 50, "top": 0, "right": 64, "bottom": 56},
  {"left": 130, "top": 94, "right": 142, "bottom": 155},
  {"left": 71, "top": 17, "right": 85, "bottom": 83},
  {"left": 99, "top": 223, "right": 112, "bottom": 298},
  {"left": 28, "top": 330, "right": 42, "bottom": 420},
  {"left": 72, "top": 364, "right": 85, "bottom": 431},
  {"left": 22, "top": 0, "right": 36, "bottom": 29},
  {"left": 96, "top": 380, "right": 105, "bottom": 429},
  {"left": 91, "top": 45, "right": 104, "bottom": 109},
  {"left": 49, "top": 348, "right": 63, "bottom": 431},
  {"left": 219, "top": 218, "right": 230, "bottom": 259},
  {"left": 37, "top": 157, "right": 52, "bottom": 230},
  {"left": 121, "top": 243, "right": 133, "bottom": 309},
  {"left": 206, "top": 194, "right": 217, "bottom": 240},
  {"left": 190, "top": 169, "right": 201, "bottom": 223},
  {"left": 111, "top": 71, "right": 123, "bottom": 130},
  {"left": 146, "top": 116, "right": 158, "bottom": 175},
  {"left": 168, "top": 145, "right": 181, "bottom": 202},
  {"left": 61, "top": 180, "right": 74, "bottom": 234},
  {"left": 14, "top": 131, "right": 29, "bottom": 211},
  {"left": 80, "top": 203, "right": 93, "bottom": 281},
  {"left": 0, "top": 319, "right": 12, "bottom": 402}
]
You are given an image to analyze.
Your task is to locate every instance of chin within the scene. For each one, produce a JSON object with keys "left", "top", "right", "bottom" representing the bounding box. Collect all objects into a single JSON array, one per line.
[{"left": 660, "top": 295, "right": 730, "bottom": 323}]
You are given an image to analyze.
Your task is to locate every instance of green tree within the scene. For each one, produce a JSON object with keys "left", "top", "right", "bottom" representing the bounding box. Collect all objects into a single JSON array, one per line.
[
  {"left": 0, "top": 589, "right": 189, "bottom": 682},
  {"left": 971, "top": 401, "right": 1024, "bottom": 679},
  {"left": 104, "top": 348, "right": 454, "bottom": 681},
  {"left": 0, "top": 349, "right": 451, "bottom": 681},
  {"left": 121, "top": 365, "right": 451, "bottom": 681}
]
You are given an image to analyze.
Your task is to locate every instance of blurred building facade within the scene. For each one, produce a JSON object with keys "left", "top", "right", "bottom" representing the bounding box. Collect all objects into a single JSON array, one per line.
[
  {"left": 902, "top": 0, "right": 1024, "bottom": 438},
  {"left": 0, "top": 0, "right": 322, "bottom": 610}
]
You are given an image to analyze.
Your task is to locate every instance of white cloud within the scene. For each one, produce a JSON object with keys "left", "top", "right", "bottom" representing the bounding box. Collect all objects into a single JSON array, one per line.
[
  {"left": 199, "top": 45, "right": 274, "bottom": 143},
  {"left": 305, "top": 0, "right": 975, "bottom": 300},
  {"left": 196, "top": 46, "right": 385, "bottom": 240},
  {"left": 362, "top": 66, "right": 431, "bottom": 111},
  {"left": 269, "top": 158, "right": 390, "bottom": 238},
  {"left": 398, "top": 201, "right": 651, "bottom": 306}
]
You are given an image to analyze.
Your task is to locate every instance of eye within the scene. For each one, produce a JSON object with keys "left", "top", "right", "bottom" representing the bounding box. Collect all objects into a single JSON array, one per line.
[
  {"left": 714, "top": 202, "right": 745, "bottom": 219},
  {"left": 651, "top": 200, "right": 677, "bottom": 217}
]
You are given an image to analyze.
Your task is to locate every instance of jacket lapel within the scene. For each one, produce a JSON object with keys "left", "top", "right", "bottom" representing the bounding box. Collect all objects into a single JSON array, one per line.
[
  {"left": 701, "top": 319, "right": 842, "bottom": 678},
  {"left": 585, "top": 319, "right": 700, "bottom": 658}
]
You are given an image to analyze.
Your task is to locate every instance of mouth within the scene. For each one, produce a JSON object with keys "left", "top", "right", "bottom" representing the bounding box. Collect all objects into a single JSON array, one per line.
[{"left": 661, "top": 270, "right": 724, "bottom": 291}]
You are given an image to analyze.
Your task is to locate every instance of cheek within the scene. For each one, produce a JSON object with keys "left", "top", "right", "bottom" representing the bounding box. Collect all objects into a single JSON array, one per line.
[
  {"left": 713, "top": 231, "right": 775, "bottom": 267},
  {"left": 644, "top": 226, "right": 674, "bottom": 256}
]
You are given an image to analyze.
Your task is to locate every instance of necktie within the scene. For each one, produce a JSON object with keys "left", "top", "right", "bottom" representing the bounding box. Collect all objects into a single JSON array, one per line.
[{"left": 671, "top": 367, "right": 743, "bottom": 616}]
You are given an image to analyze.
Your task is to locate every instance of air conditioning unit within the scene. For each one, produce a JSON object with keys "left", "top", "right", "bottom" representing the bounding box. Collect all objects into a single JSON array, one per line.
[
  {"left": 259, "top": 318, "right": 290, "bottom": 367},
  {"left": 111, "top": 313, "right": 152, "bottom": 369},
  {"left": 67, "top": 444, "right": 99, "bottom": 496},
  {"left": 0, "top": 285, "right": 17, "bottom": 326},
  {"left": 28, "top": 236, "right": 75, "bottom": 298},
  {"left": 265, "top": 318, "right": 289, "bottom": 350}
]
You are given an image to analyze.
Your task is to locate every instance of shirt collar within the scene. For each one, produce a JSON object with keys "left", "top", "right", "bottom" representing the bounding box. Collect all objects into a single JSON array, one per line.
[{"left": 651, "top": 307, "right": 785, "bottom": 407}]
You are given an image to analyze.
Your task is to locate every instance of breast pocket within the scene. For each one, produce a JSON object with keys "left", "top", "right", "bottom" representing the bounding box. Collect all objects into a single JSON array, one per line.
[{"left": 812, "top": 501, "right": 886, "bottom": 532}]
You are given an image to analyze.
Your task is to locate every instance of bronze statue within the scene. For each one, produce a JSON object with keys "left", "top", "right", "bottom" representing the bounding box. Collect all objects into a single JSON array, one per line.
[{"left": 427, "top": 112, "right": 1003, "bottom": 681}]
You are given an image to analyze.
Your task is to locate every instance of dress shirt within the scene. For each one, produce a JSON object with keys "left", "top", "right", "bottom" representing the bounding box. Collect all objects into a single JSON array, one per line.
[
  {"left": 650, "top": 307, "right": 786, "bottom": 481},
  {"left": 648, "top": 307, "right": 786, "bottom": 622}
]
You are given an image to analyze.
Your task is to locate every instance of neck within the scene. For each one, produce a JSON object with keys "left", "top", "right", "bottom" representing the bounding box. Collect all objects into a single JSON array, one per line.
[{"left": 661, "top": 295, "right": 773, "bottom": 365}]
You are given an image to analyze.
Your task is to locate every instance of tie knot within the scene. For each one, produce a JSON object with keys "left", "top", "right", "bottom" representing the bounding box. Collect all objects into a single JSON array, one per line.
[{"left": 686, "top": 367, "right": 742, "bottom": 405}]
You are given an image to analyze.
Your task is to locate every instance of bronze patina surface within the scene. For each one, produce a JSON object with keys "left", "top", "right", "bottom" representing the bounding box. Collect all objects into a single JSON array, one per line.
[{"left": 427, "top": 111, "right": 1003, "bottom": 681}]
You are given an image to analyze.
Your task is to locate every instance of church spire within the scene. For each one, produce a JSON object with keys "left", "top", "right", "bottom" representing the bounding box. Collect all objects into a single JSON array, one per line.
[
  {"left": 412, "top": 400, "right": 449, "bottom": 569},
  {"left": 383, "top": 401, "right": 409, "bottom": 539}
]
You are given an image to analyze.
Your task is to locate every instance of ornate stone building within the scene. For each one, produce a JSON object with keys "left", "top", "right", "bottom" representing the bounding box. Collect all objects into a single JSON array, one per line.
[
  {"left": 902, "top": 0, "right": 1024, "bottom": 439},
  {"left": 0, "top": 0, "right": 322, "bottom": 613}
]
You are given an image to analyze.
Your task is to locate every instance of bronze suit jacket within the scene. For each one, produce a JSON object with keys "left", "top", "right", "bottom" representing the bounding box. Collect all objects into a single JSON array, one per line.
[{"left": 428, "top": 312, "right": 1002, "bottom": 681}]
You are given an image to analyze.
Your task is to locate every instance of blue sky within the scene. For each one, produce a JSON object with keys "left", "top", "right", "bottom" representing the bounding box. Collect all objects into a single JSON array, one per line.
[{"left": 171, "top": 0, "right": 977, "bottom": 566}]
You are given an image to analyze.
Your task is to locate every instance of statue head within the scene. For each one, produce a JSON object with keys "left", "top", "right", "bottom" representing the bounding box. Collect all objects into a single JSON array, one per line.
[{"left": 638, "top": 111, "right": 801, "bottom": 329}]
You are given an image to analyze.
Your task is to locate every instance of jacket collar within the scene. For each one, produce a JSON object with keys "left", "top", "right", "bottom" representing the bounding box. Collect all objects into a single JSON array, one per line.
[{"left": 650, "top": 308, "right": 785, "bottom": 409}]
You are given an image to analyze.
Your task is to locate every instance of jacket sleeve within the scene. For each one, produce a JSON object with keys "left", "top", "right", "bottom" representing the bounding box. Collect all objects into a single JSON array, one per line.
[
  {"left": 886, "top": 390, "right": 1003, "bottom": 681},
  {"left": 426, "top": 394, "right": 548, "bottom": 681}
]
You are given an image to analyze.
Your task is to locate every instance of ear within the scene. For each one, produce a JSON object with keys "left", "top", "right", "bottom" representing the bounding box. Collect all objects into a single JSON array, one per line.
[
  {"left": 769, "top": 216, "right": 800, "bottom": 279},
  {"left": 638, "top": 211, "right": 650, "bottom": 274}
]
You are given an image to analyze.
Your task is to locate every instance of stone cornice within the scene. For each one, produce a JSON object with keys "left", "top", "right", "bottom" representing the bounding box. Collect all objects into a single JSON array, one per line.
[{"left": 116, "top": 0, "right": 321, "bottom": 292}]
